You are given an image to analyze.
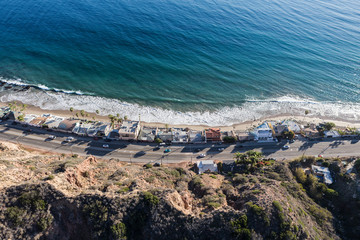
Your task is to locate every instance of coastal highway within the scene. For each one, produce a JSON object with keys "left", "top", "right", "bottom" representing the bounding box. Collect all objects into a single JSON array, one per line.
[{"left": 1, "top": 122, "right": 360, "bottom": 164}]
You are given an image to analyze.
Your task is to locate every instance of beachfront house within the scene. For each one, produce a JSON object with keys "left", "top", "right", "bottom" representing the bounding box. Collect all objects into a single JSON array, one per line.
[
  {"left": 312, "top": 165, "right": 333, "bottom": 184},
  {"left": 72, "top": 122, "right": 93, "bottom": 136},
  {"left": 234, "top": 131, "right": 255, "bottom": 142},
  {"left": 253, "top": 122, "right": 276, "bottom": 142},
  {"left": 0, "top": 107, "right": 12, "bottom": 120},
  {"left": 205, "top": 128, "right": 221, "bottom": 142},
  {"left": 324, "top": 130, "right": 340, "bottom": 138},
  {"left": 58, "top": 119, "right": 79, "bottom": 132},
  {"left": 118, "top": 121, "right": 140, "bottom": 140},
  {"left": 138, "top": 127, "right": 157, "bottom": 142},
  {"left": 188, "top": 130, "right": 205, "bottom": 144},
  {"left": 85, "top": 122, "right": 111, "bottom": 137},
  {"left": 23, "top": 114, "right": 38, "bottom": 125},
  {"left": 29, "top": 116, "right": 49, "bottom": 127},
  {"left": 172, "top": 128, "right": 188, "bottom": 143},
  {"left": 43, "top": 115, "right": 65, "bottom": 129},
  {"left": 196, "top": 160, "right": 218, "bottom": 174},
  {"left": 157, "top": 129, "right": 173, "bottom": 143},
  {"left": 281, "top": 120, "right": 302, "bottom": 133}
]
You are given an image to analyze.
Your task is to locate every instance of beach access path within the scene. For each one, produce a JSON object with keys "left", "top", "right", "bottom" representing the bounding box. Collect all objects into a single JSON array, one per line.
[{"left": 0, "top": 121, "right": 360, "bottom": 164}]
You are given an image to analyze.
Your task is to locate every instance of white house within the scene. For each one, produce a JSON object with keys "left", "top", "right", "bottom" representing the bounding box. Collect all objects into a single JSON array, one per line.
[
  {"left": 188, "top": 130, "right": 205, "bottom": 143},
  {"left": 253, "top": 122, "right": 276, "bottom": 142},
  {"left": 196, "top": 160, "right": 218, "bottom": 174},
  {"left": 312, "top": 165, "right": 333, "bottom": 184},
  {"left": 324, "top": 130, "right": 340, "bottom": 138},
  {"left": 172, "top": 128, "right": 188, "bottom": 143},
  {"left": 118, "top": 121, "right": 140, "bottom": 140},
  {"left": 138, "top": 127, "right": 157, "bottom": 142}
]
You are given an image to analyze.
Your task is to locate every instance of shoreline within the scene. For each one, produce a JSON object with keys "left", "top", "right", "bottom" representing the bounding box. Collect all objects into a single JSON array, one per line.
[{"left": 1, "top": 101, "right": 360, "bottom": 131}]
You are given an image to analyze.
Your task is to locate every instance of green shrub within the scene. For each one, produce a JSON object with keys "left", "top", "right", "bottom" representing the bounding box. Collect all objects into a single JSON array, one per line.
[
  {"left": 223, "top": 136, "right": 236, "bottom": 143},
  {"left": 207, "top": 202, "right": 221, "bottom": 209},
  {"left": 110, "top": 222, "right": 127, "bottom": 239},
  {"left": 321, "top": 161, "right": 330, "bottom": 167},
  {"left": 143, "top": 192, "right": 159, "bottom": 206},
  {"left": 210, "top": 175, "right": 217, "bottom": 179},
  {"left": 83, "top": 200, "right": 108, "bottom": 228},
  {"left": 47, "top": 175, "right": 55, "bottom": 180},
  {"left": 6, "top": 206, "right": 25, "bottom": 226},
  {"left": 230, "top": 215, "right": 251, "bottom": 240},
  {"left": 273, "top": 201, "right": 283, "bottom": 212},
  {"left": 118, "top": 187, "right": 130, "bottom": 194},
  {"left": 144, "top": 163, "right": 153, "bottom": 169},
  {"left": 233, "top": 174, "right": 248, "bottom": 184},
  {"left": 72, "top": 154, "right": 78, "bottom": 158},
  {"left": 154, "top": 138, "right": 163, "bottom": 144},
  {"left": 37, "top": 215, "right": 53, "bottom": 231},
  {"left": 19, "top": 191, "right": 46, "bottom": 210},
  {"left": 246, "top": 201, "right": 269, "bottom": 226}
]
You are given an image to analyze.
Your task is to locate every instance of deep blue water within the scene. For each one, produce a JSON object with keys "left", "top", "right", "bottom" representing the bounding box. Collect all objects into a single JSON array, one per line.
[{"left": 0, "top": 0, "right": 360, "bottom": 124}]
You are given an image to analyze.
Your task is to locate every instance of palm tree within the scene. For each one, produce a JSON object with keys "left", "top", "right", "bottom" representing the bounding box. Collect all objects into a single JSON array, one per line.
[
  {"left": 80, "top": 110, "right": 85, "bottom": 119},
  {"left": 108, "top": 114, "right": 115, "bottom": 129},
  {"left": 124, "top": 115, "right": 128, "bottom": 121},
  {"left": 96, "top": 110, "right": 99, "bottom": 115},
  {"left": 75, "top": 112, "right": 79, "bottom": 118}
]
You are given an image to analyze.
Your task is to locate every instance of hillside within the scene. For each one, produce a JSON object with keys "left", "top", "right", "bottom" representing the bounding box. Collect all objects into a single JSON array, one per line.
[{"left": 0, "top": 141, "right": 352, "bottom": 239}]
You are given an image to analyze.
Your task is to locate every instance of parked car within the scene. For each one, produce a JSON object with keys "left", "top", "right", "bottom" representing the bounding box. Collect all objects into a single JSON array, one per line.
[
  {"left": 153, "top": 162, "right": 161, "bottom": 167},
  {"left": 218, "top": 148, "right": 225, "bottom": 151},
  {"left": 64, "top": 137, "right": 74, "bottom": 142},
  {"left": 195, "top": 148, "right": 201, "bottom": 152},
  {"left": 164, "top": 149, "right": 171, "bottom": 153},
  {"left": 199, "top": 153, "right": 206, "bottom": 158},
  {"left": 154, "top": 146, "right": 160, "bottom": 151},
  {"left": 102, "top": 144, "right": 109, "bottom": 148},
  {"left": 282, "top": 145, "right": 290, "bottom": 150},
  {"left": 48, "top": 135, "right": 56, "bottom": 140}
]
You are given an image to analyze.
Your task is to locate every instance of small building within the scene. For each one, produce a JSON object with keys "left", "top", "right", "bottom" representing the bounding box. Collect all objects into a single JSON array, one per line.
[
  {"left": 303, "top": 128, "right": 320, "bottom": 139},
  {"left": 196, "top": 160, "right": 218, "bottom": 174},
  {"left": 43, "top": 115, "right": 65, "bottom": 129},
  {"left": 188, "top": 130, "right": 205, "bottom": 144},
  {"left": 58, "top": 119, "right": 79, "bottom": 132},
  {"left": 23, "top": 114, "right": 38, "bottom": 125},
  {"left": 172, "top": 128, "right": 188, "bottom": 143},
  {"left": 138, "top": 127, "right": 157, "bottom": 142},
  {"left": 205, "top": 128, "right": 221, "bottom": 142},
  {"left": 324, "top": 130, "right": 340, "bottom": 138},
  {"left": 234, "top": 131, "right": 255, "bottom": 141},
  {"left": 0, "top": 107, "right": 11, "bottom": 120},
  {"left": 312, "top": 165, "right": 333, "bottom": 184},
  {"left": 157, "top": 129, "right": 173, "bottom": 143},
  {"left": 29, "top": 116, "right": 48, "bottom": 127},
  {"left": 281, "top": 120, "right": 302, "bottom": 133},
  {"left": 72, "top": 122, "right": 93, "bottom": 136},
  {"left": 253, "top": 122, "right": 276, "bottom": 142},
  {"left": 118, "top": 121, "right": 140, "bottom": 140}
]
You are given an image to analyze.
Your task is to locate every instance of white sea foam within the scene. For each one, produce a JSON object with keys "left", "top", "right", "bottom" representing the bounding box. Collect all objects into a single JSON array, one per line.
[{"left": 1, "top": 78, "right": 360, "bottom": 126}]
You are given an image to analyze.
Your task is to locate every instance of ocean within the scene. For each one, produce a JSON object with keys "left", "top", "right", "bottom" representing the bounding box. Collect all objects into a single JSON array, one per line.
[{"left": 0, "top": 0, "right": 360, "bottom": 125}]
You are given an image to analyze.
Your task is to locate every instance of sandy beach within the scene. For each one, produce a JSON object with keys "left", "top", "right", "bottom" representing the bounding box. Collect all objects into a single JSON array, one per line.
[{"left": 1, "top": 101, "right": 360, "bottom": 131}]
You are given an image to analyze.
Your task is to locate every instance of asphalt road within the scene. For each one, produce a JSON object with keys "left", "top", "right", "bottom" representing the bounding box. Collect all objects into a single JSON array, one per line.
[{"left": 1, "top": 121, "right": 360, "bottom": 164}]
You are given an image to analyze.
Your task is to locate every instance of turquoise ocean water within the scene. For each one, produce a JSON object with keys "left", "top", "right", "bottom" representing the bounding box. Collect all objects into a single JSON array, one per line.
[{"left": 0, "top": 0, "right": 360, "bottom": 125}]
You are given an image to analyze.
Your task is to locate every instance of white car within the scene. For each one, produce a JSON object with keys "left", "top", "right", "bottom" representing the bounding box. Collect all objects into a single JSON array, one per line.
[
  {"left": 282, "top": 145, "right": 290, "bottom": 150},
  {"left": 64, "top": 137, "right": 74, "bottom": 142},
  {"left": 218, "top": 148, "right": 225, "bottom": 151},
  {"left": 102, "top": 144, "right": 109, "bottom": 148},
  {"left": 199, "top": 153, "right": 206, "bottom": 158},
  {"left": 48, "top": 135, "right": 56, "bottom": 140}
]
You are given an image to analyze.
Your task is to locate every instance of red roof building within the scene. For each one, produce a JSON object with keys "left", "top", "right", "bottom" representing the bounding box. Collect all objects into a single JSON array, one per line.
[{"left": 205, "top": 128, "right": 221, "bottom": 142}]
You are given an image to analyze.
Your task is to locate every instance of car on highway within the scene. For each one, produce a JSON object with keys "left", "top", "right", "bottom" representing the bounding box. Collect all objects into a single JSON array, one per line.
[
  {"left": 164, "top": 149, "right": 171, "bottom": 153},
  {"left": 48, "top": 135, "right": 56, "bottom": 140},
  {"left": 64, "top": 137, "right": 74, "bottom": 142},
  {"left": 195, "top": 148, "right": 201, "bottom": 152},
  {"left": 102, "top": 144, "right": 109, "bottom": 148},
  {"left": 154, "top": 146, "right": 161, "bottom": 151},
  {"left": 282, "top": 145, "right": 290, "bottom": 150},
  {"left": 218, "top": 148, "right": 225, "bottom": 151},
  {"left": 199, "top": 153, "right": 206, "bottom": 158}
]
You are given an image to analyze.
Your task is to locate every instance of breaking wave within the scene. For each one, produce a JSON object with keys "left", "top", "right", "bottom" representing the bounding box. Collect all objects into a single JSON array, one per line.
[{"left": 1, "top": 78, "right": 360, "bottom": 126}]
